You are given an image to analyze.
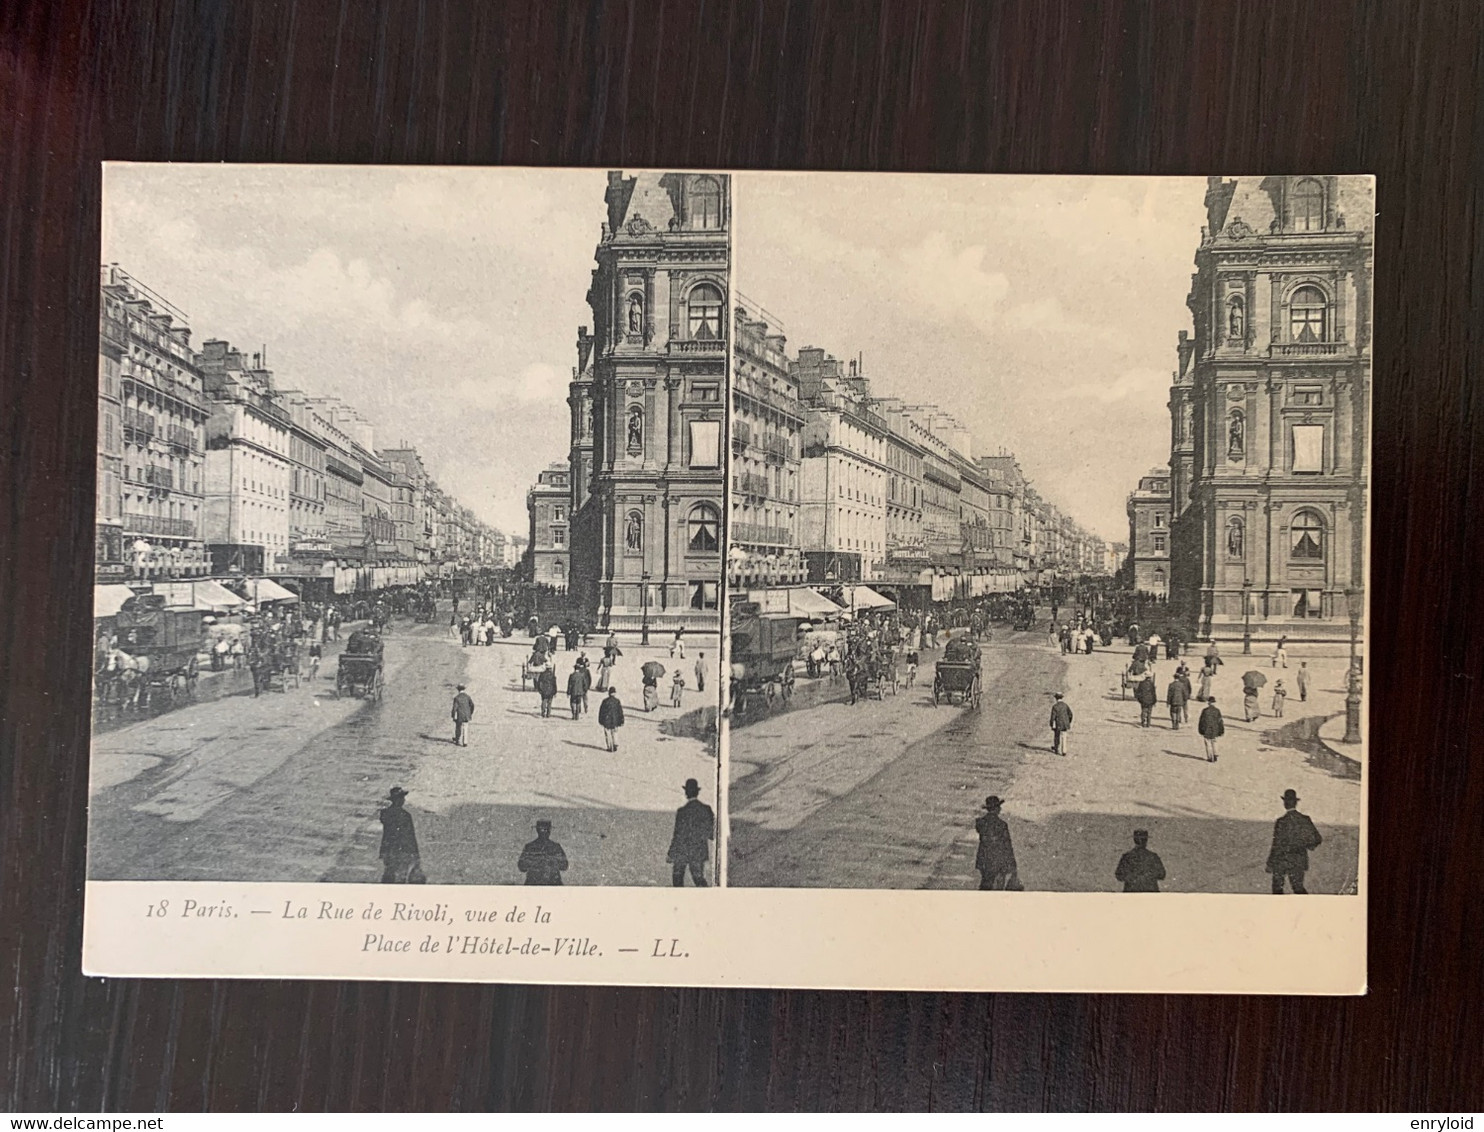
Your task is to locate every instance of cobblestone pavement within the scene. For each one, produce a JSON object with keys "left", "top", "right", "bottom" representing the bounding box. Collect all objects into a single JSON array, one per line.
[
  {"left": 728, "top": 625, "right": 1362, "bottom": 893},
  {"left": 88, "top": 610, "right": 720, "bottom": 886}
]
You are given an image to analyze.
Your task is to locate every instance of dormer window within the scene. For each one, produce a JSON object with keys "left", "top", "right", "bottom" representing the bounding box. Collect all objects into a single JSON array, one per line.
[
  {"left": 1293, "top": 178, "right": 1325, "bottom": 232},
  {"left": 691, "top": 177, "right": 722, "bottom": 230}
]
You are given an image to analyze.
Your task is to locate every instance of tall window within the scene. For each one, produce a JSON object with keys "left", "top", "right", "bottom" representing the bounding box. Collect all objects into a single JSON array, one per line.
[
  {"left": 1293, "top": 178, "right": 1324, "bottom": 232},
  {"left": 1290, "top": 510, "right": 1325, "bottom": 559},
  {"left": 687, "top": 503, "right": 720, "bottom": 552},
  {"left": 689, "top": 420, "right": 720, "bottom": 468},
  {"left": 1289, "top": 285, "right": 1328, "bottom": 342},
  {"left": 687, "top": 283, "right": 723, "bottom": 340},
  {"left": 691, "top": 177, "right": 722, "bottom": 229}
]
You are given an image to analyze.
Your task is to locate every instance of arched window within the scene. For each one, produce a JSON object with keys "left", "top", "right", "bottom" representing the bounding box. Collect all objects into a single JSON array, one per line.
[
  {"left": 687, "top": 503, "right": 720, "bottom": 552},
  {"left": 1293, "top": 178, "right": 1324, "bottom": 232},
  {"left": 691, "top": 177, "right": 722, "bottom": 229},
  {"left": 1290, "top": 509, "right": 1325, "bottom": 559},
  {"left": 1289, "top": 285, "right": 1328, "bottom": 343},
  {"left": 687, "top": 283, "right": 723, "bottom": 340}
]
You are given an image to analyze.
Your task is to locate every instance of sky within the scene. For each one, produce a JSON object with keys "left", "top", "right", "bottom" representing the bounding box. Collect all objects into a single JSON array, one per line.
[
  {"left": 104, "top": 164, "right": 606, "bottom": 535},
  {"left": 735, "top": 173, "right": 1208, "bottom": 541}
]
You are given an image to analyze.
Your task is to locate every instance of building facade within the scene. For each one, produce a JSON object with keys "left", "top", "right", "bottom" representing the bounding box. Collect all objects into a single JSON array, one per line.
[
  {"left": 568, "top": 171, "right": 730, "bottom": 631},
  {"left": 730, "top": 302, "right": 805, "bottom": 589},
  {"left": 527, "top": 461, "right": 571, "bottom": 590},
  {"left": 1125, "top": 467, "right": 1172, "bottom": 596},
  {"left": 1169, "top": 175, "right": 1372, "bottom": 639},
  {"left": 101, "top": 267, "right": 210, "bottom": 581}
]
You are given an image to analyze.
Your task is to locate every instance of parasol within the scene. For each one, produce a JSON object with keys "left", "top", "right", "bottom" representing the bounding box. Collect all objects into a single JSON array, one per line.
[
  {"left": 1241, "top": 670, "right": 1267, "bottom": 691},
  {"left": 641, "top": 660, "right": 667, "bottom": 682}
]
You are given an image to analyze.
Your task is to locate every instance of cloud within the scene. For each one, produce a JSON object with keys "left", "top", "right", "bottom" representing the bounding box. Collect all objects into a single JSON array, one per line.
[
  {"left": 451, "top": 363, "right": 569, "bottom": 411},
  {"left": 1058, "top": 367, "right": 1172, "bottom": 405},
  {"left": 896, "top": 234, "right": 1012, "bottom": 333}
]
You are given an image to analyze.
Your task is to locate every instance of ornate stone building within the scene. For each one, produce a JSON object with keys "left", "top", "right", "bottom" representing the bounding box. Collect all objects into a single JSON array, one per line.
[
  {"left": 1125, "top": 467, "right": 1172, "bottom": 597},
  {"left": 568, "top": 171, "right": 730, "bottom": 632},
  {"left": 1169, "top": 176, "right": 1372, "bottom": 640}
]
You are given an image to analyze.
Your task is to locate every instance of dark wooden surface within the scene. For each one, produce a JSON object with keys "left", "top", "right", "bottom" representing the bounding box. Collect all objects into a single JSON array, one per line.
[{"left": 3, "top": 0, "right": 1482, "bottom": 1111}]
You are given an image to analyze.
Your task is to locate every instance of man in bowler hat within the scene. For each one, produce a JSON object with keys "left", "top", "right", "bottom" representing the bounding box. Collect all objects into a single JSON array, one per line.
[
  {"left": 1267, "top": 788, "right": 1323, "bottom": 893},
  {"left": 378, "top": 786, "right": 420, "bottom": 883},
  {"left": 974, "top": 796, "right": 1019, "bottom": 890},
  {"left": 517, "top": 819, "right": 569, "bottom": 885},
  {"left": 1049, "top": 693, "right": 1073, "bottom": 755},
  {"left": 1114, "top": 829, "right": 1166, "bottom": 892},
  {"left": 451, "top": 684, "right": 475, "bottom": 746},
  {"left": 667, "top": 778, "right": 714, "bottom": 886}
]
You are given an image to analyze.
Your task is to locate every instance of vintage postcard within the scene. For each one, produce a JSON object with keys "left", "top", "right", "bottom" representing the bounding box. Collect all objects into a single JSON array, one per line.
[{"left": 84, "top": 167, "right": 1369, "bottom": 991}]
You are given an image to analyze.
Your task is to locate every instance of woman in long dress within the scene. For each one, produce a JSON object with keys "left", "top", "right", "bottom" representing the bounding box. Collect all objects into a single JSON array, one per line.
[
  {"left": 1197, "top": 664, "right": 1214, "bottom": 702},
  {"left": 596, "top": 654, "right": 613, "bottom": 692}
]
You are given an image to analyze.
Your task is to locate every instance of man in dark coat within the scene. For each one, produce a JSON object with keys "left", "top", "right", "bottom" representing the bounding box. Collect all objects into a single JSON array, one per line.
[
  {"left": 1134, "top": 674, "right": 1158, "bottom": 727},
  {"left": 451, "top": 684, "right": 475, "bottom": 746},
  {"left": 1115, "top": 829, "right": 1166, "bottom": 892},
  {"left": 517, "top": 819, "right": 568, "bottom": 885},
  {"left": 566, "top": 664, "right": 588, "bottom": 720},
  {"left": 598, "top": 687, "right": 625, "bottom": 751},
  {"left": 378, "top": 786, "right": 420, "bottom": 883},
  {"left": 1166, "top": 675, "right": 1189, "bottom": 730},
  {"left": 1198, "top": 697, "right": 1225, "bottom": 762},
  {"left": 1049, "top": 692, "right": 1073, "bottom": 755},
  {"left": 667, "top": 778, "right": 714, "bottom": 887},
  {"left": 535, "top": 665, "right": 558, "bottom": 718},
  {"left": 1267, "top": 788, "right": 1322, "bottom": 893},
  {"left": 974, "top": 795, "right": 1018, "bottom": 890}
]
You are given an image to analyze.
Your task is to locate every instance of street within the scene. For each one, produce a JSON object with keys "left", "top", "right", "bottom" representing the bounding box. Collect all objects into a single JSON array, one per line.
[
  {"left": 89, "top": 607, "right": 720, "bottom": 886},
  {"left": 728, "top": 623, "right": 1362, "bottom": 893}
]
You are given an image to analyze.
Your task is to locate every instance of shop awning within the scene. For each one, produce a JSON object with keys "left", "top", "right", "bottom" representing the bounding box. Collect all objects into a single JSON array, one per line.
[
  {"left": 843, "top": 585, "right": 897, "bottom": 611},
  {"left": 193, "top": 580, "right": 248, "bottom": 610},
  {"left": 251, "top": 578, "right": 299, "bottom": 603},
  {"left": 94, "top": 584, "right": 138, "bottom": 619},
  {"left": 788, "top": 588, "right": 846, "bottom": 620}
]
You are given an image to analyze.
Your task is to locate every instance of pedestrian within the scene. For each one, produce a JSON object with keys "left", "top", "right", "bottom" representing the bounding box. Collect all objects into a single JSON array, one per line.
[
  {"left": 307, "top": 640, "right": 321, "bottom": 682},
  {"left": 1166, "top": 674, "right": 1188, "bottom": 729},
  {"left": 670, "top": 669, "right": 686, "bottom": 708},
  {"left": 1197, "top": 663, "right": 1214, "bottom": 703},
  {"left": 642, "top": 670, "right": 660, "bottom": 713},
  {"left": 595, "top": 652, "right": 614, "bottom": 692},
  {"left": 671, "top": 627, "right": 686, "bottom": 659},
  {"left": 667, "top": 778, "right": 714, "bottom": 887},
  {"left": 1205, "top": 641, "right": 1222, "bottom": 669},
  {"left": 1243, "top": 680, "right": 1261, "bottom": 722},
  {"left": 1049, "top": 692, "right": 1073, "bottom": 755},
  {"left": 573, "top": 654, "right": 592, "bottom": 715},
  {"left": 1115, "top": 829, "right": 1166, "bottom": 892},
  {"left": 1272, "top": 634, "right": 1289, "bottom": 668},
  {"left": 517, "top": 819, "right": 569, "bottom": 885},
  {"left": 694, "top": 653, "right": 707, "bottom": 694},
  {"left": 1271, "top": 679, "right": 1288, "bottom": 718},
  {"left": 535, "top": 665, "right": 558, "bottom": 718},
  {"left": 1134, "top": 674, "right": 1158, "bottom": 727},
  {"left": 974, "top": 796, "right": 1020, "bottom": 890},
  {"left": 1198, "top": 697, "right": 1225, "bottom": 762},
  {"left": 1296, "top": 661, "right": 1310, "bottom": 702},
  {"left": 905, "top": 650, "right": 919, "bottom": 688},
  {"left": 566, "top": 665, "right": 587, "bottom": 720},
  {"left": 451, "top": 683, "right": 475, "bottom": 746},
  {"left": 598, "top": 687, "right": 625, "bottom": 751},
  {"left": 378, "top": 786, "right": 421, "bottom": 884},
  {"left": 1267, "top": 789, "right": 1322, "bottom": 894}
]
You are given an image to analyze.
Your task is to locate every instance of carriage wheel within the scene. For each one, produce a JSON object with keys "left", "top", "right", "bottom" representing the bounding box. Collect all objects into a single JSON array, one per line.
[
  {"left": 931, "top": 681, "right": 940, "bottom": 706},
  {"left": 372, "top": 671, "right": 384, "bottom": 701}
]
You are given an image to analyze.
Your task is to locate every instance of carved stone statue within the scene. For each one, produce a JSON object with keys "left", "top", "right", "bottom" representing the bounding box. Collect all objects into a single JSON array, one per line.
[
  {"left": 1228, "top": 297, "right": 1244, "bottom": 338},
  {"left": 627, "top": 293, "right": 643, "bottom": 335},
  {"left": 625, "top": 512, "right": 642, "bottom": 552},
  {"left": 1227, "top": 518, "right": 1244, "bottom": 559},
  {"left": 1228, "top": 411, "right": 1245, "bottom": 460},
  {"left": 627, "top": 406, "right": 644, "bottom": 451}
]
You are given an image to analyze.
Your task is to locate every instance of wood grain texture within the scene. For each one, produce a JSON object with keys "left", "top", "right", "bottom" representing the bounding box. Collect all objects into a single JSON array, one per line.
[{"left": 2, "top": 0, "right": 1481, "bottom": 1111}]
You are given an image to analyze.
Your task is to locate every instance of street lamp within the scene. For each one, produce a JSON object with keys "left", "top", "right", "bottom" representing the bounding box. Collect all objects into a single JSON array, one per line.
[
  {"left": 640, "top": 571, "right": 651, "bottom": 647},
  {"left": 1241, "top": 578, "right": 1253, "bottom": 655},
  {"left": 1344, "top": 586, "right": 1363, "bottom": 744}
]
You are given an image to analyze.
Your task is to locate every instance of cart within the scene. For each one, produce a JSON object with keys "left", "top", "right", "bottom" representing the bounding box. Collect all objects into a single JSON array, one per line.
[
  {"left": 336, "top": 628, "right": 384, "bottom": 700},
  {"left": 112, "top": 595, "right": 205, "bottom": 714},
  {"left": 932, "top": 636, "right": 982, "bottom": 708}
]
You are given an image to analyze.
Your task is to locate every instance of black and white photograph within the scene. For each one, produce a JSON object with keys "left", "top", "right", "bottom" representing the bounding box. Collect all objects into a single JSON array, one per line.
[
  {"left": 726, "top": 173, "right": 1370, "bottom": 894},
  {"left": 89, "top": 166, "right": 729, "bottom": 888}
]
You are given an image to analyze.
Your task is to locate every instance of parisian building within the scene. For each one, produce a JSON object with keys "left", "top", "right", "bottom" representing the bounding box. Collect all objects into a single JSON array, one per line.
[
  {"left": 567, "top": 171, "right": 730, "bottom": 631},
  {"left": 1168, "top": 175, "right": 1373, "bottom": 639},
  {"left": 729, "top": 302, "right": 805, "bottom": 589},
  {"left": 527, "top": 461, "right": 571, "bottom": 590},
  {"left": 1125, "top": 467, "right": 1172, "bottom": 597},
  {"left": 100, "top": 266, "right": 210, "bottom": 580}
]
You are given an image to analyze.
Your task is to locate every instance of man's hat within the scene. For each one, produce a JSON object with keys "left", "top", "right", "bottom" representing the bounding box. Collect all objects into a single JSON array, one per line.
[
  {"left": 536, "top": 818, "right": 552, "bottom": 830},
  {"left": 389, "top": 786, "right": 408, "bottom": 799},
  {"left": 1053, "top": 692, "right": 1063, "bottom": 699},
  {"left": 683, "top": 778, "right": 701, "bottom": 796},
  {"left": 1281, "top": 788, "right": 1300, "bottom": 804},
  {"left": 984, "top": 795, "right": 1003, "bottom": 810},
  {"left": 456, "top": 683, "right": 466, "bottom": 690},
  {"left": 1133, "top": 828, "right": 1149, "bottom": 840}
]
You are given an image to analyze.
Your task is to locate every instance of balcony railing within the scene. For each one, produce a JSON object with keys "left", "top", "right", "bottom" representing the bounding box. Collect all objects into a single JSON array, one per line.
[
  {"left": 669, "top": 338, "right": 726, "bottom": 355},
  {"left": 732, "top": 421, "right": 752, "bottom": 446},
  {"left": 145, "top": 466, "right": 173, "bottom": 488},
  {"left": 733, "top": 472, "right": 771, "bottom": 497},
  {"left": 100, "top": 314, "right": 129, "bottom": 349},
  {"left": 167, "top": 425, "right": 196, "bottom": 452},
  {"left": 122, "top": 513, "right": 196, "bottom": 538},
  {"left": 122, "top": 409, "right": 157, "bottom": 440},
  {"left": 732, "top": 522, "right": 792, "bottom": 547},
  {"left": 1269, "top": 341, "right": 1347, "bottom": 358}
]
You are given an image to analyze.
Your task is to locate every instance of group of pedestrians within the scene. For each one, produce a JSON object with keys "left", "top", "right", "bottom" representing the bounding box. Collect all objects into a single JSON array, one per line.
[
  {"left": 377, "top": 777, "right": 716, "bottom": 887},
  {"left": 973, "top": 789, "right": 1325, "bottom": 893}
]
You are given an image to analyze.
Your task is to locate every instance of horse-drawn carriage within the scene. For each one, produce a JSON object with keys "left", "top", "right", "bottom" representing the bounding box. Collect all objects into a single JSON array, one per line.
[
  {"left": 728, "top": 601, "right": 798, "bottom": 718},
  {"left": 932, "top": 634, "right": 982, "bottom": 708},
  {"left": 98, "top": 594, "right": 205, "bottom": 716},
  {"left": 336, "top": 628, "right": 384, "bottom": 700},
  {"left": 409, "top": 592, "right": 438, "bottom": 623}
]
